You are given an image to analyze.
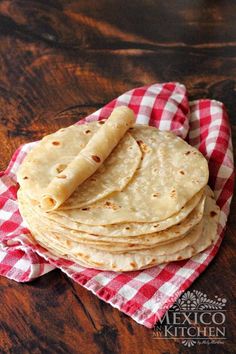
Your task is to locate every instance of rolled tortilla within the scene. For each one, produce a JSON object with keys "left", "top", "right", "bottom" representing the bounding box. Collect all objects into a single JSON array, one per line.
[{"left": 40, "top": 106, "right": 135, "bottom": 211}]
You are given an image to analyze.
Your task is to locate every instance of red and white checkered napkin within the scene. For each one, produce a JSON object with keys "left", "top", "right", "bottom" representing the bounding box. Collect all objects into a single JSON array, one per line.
[{"left": 0, "top": 83, "right": 234, "bottom": 328}]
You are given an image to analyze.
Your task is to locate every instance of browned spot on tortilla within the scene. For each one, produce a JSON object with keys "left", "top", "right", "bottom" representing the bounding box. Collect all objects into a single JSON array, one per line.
[
  {"left": 128, "top": 244, "right": 135, "bottom": 247},
  {"left": 93, "top": 261, "right": 104, "bottom": 266},
  {"left": 191, "top": 179, "right": 198, "bottom": 184},
  {"left": 98, "top": 120, "right": 105, "bottom": 125},
  {"left": 56, "top": 164, "right": 67, "bottom": 173},
  {"left": 210, "top": 211, "right": 217, "bottom": 217},
  {"left": 137, "top": 140, "right": 150, "bottom": 153},
  {"left": 90, "top": 177, "right": 96, "bottom": 182},
  {"left": 82, "top": 207, "right": 90, "bottom": 211},
  {"left": 130, "top": 262, "right": 137, "bottom": 268},
  {"left": 185, "top": 151, "right": 191, "bottom": 155},
  {"left": 125, "top": 226, "right": 130, "bottom": 230},
  {"left": 52, "top": 141, "right": 60, "bottom": 146},
  {"left": 170, "top": 189, "right": 176, "bottom": 198},
  {"left": 154, "top": 224, "right": 159, "bottom": 228},
  {"left": 92, "top": 155, "right": 101, "bottom": 163},
  {"left": 147, "top": 260, "right": 155, "bottom": 266},
  {"left": 179, "top": 170, "right": 185, "bottom": 175},
  {"left": 57, "top": 174, "right": 67, "bottom": 179},
  {"left": 137, "top": 140, "right": 143, "bottom": 145},
  {"left": 47, "top": 198, "right": 55, "bottom": 206},
  {"left": 85, "top": 129, "right": 91, "bottom": 134},
  {"left": 152, "top": 193, "right": 160, "bottom": 197},
  {"left": 23, "top": 176, "right": 28, "bottom": 180},
  {"left": 105, "top": 201, "right": 120, "bottom": 210},
  {"left": 177, "top": 256, "right": 183, "bottom": 260}
]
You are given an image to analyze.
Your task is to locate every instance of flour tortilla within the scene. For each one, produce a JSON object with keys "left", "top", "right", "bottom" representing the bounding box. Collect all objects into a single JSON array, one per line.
[
  {"left": 54, "top": 195, "right": 205, "bottom": 251},
  {"left": 52, "top": 189, "right": 204, "bottom": 236},
  {"left": 56, "top": 126, "right": 209, "bottom": 224},
  {"left": 26, "top": 188, "right": 220, "bottom": 271},
  {"left": 19, "top": 188, "right": 204, "bottom": 237},
  {"left": 17, "top": 188, "right": 205, "bottom": 251},
  {"left": 17, "top": 121, "right": 141, "bottom": 211},
  {"left": 40, "top": 107, "right": 135, "bottom": 211},
  {"left": 32, "top": 219, "right": 203, "bottom": 257}
]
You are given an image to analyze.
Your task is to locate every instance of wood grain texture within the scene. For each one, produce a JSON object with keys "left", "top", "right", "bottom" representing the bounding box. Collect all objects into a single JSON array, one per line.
[{"left": 0, "top": 1, "right": 235, "bottom": 353}]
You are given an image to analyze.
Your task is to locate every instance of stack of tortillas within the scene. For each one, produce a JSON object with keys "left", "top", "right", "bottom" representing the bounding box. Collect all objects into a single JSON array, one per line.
[{"left": 17, "top": 107, "right": 220, "bottom": 272}]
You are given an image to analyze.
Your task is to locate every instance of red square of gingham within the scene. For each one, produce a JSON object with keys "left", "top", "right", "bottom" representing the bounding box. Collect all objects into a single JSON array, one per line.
[{"left": 0, "top": 83, "right": 234, "bottom": 328}]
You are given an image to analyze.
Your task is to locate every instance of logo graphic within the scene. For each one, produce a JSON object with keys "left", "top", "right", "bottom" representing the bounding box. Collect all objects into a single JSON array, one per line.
[{"left": 153, "top": 290, "right": 227, "bottom": 347}]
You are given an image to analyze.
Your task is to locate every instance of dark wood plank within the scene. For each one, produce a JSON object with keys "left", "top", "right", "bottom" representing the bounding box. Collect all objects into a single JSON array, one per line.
[
  {"left": 0, "top": 1, "right": 235, "bottom": 353},
  {"left": 1, "top": 0, "right": 236, "bottom": 48}
]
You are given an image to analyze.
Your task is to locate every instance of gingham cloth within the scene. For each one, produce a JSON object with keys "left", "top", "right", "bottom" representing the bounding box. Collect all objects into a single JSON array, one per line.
[{"left": 0, "top": 83, "right": 234, "bottom": 328}]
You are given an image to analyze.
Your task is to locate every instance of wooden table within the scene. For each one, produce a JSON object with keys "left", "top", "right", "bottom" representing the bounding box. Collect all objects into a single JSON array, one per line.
[{"left": 0, "top": 1, "right": 235, "bottom": 353}]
